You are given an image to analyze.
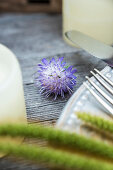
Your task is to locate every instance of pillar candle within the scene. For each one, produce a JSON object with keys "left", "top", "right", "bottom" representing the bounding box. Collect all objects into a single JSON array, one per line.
[
  {"left": 63, "top": 0, "right": 113, "bottom": 46},
  {"left": 0, "top": 44, "right": 26, "bottom": 123}
]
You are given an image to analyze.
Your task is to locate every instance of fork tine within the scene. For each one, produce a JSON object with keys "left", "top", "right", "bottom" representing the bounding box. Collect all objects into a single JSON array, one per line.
[
  {"left": 94, "top": 68, "right": 113, "bottom": 87},
  {"left": 90, "top": 71, "right": 113, "bottom": 95},
  {"left": 83, "top": 82, "right": 113, "bottom": 116},
  {"left": 86, "top": 76, "right": 113, "bottom": 105}
]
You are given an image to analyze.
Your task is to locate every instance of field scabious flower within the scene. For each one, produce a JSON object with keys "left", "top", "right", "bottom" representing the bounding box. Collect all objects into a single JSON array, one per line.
[{"left": 35, "top": 57, "right": 77, "bottom": 99}]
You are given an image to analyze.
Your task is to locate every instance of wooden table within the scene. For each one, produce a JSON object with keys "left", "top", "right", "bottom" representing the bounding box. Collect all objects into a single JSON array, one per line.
[{"left": 0, "top": 14, "right": 106, "bottom": 169}]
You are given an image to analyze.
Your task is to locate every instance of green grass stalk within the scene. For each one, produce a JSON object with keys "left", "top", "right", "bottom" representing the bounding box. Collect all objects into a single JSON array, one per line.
[
  {"left": 77, "top": 112, "right": 113, "bottom": 134},
  {"left": 0, "top": 123, "right": 113, "bottom": 160},
  {"left": 0, "top": 142, "right": 113, "bottom": 170}
]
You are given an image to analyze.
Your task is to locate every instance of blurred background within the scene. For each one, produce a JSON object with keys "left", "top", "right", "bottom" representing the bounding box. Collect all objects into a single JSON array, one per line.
[{"left": 0, "top": 0, "right": 62, "bottom": 13}]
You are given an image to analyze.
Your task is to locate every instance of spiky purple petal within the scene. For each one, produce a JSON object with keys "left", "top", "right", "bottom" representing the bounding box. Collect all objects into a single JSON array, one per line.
[{"left": 35, "top": 57, "right": 77, "bottom": 99}]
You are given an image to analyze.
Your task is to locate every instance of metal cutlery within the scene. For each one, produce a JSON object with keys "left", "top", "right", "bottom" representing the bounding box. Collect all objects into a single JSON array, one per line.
[
  {"left": 65, "top": 30, "right": 113, "bottom": 67},
  {"left": 84, "top": 68, "right": 113, "bottom": 116}
]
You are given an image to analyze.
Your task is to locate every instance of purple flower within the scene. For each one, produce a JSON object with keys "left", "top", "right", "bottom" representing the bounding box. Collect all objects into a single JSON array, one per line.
[{"left": 35, "top": 57, "right": 77, "bottom": 99}]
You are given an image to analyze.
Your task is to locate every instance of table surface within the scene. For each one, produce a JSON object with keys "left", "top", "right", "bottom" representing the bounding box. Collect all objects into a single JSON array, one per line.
[{"left": 0, "top": 13, "right": 106, "bottom": 170}]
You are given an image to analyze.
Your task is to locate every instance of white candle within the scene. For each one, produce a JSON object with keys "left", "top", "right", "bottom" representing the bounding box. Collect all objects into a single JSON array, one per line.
[
  {"left": 63, "top": 0, "right": 113, "bottom": 45},
  {"left": 0, "top": 65, "right": 7, "bottom": 84},
  {"left": 0, "top": 44, "right": 26, "bottom": 124}
]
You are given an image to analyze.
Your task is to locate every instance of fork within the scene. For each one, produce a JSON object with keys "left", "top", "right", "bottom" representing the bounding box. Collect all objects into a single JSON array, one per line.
[{"left": 83, "top": 68, "right": 113, "bottom": 116}]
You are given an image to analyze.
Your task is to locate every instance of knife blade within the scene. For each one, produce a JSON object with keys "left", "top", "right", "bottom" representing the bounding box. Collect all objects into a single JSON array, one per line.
[{"left": 65, "top": 30, "right": 113, "bottom": 67}]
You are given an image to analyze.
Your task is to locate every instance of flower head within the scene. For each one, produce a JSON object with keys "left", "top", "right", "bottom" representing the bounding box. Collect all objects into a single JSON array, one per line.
[{"left": 35, "top": 57, "right": 77, "bottom": 99}]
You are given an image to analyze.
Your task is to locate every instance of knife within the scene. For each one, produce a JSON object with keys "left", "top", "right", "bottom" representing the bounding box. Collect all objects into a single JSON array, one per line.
[{"left": 65, "top": 30, "right": 113, "bottom": 67}]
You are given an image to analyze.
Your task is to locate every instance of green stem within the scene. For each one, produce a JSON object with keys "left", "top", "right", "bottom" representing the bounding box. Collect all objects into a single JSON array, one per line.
[
  {"left": 0, "top": 142, "right": 113, "bottom": 170},
  {"left": 0, "top": 123, "right": 113, "bottom": 160},
  {"left": 77, "top": 112, "right": 113, "bottom": 134}
]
